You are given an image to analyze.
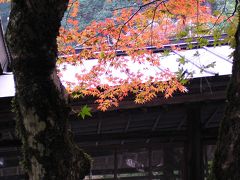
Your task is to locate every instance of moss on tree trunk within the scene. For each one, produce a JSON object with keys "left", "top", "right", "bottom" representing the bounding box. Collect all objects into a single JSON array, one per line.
[
  {"left": 5, "top": 1, "right": 91, "bottom": 179},
  {"left": 210, "top": 7, "right": 240, "bottom": 180}
]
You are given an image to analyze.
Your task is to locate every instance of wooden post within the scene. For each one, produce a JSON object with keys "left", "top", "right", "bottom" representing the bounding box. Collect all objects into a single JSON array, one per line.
[
  {"left": 183, "top": 142, "right": 188, "bottom": 180},
  {"left": 114, "top": 149, "right": 118, "bottom": 180},
  {"left": 148, "top": 147, "right": 152, "bottom": 180},
  {"left": 186, "top": 103, "right": 203, "bottom": 180}
]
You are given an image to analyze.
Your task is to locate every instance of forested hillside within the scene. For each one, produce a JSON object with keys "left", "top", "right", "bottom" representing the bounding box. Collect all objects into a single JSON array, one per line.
[
  {"left": 67, "top": 0, "right": 137, "bottom": 30},
  {"left": 0, "top": 3, "right": 10, "bottom": 31},
  {"left": 73, "top": 0, "right": 236, "bottom": 30},
  {"left": 0, "top": 1, "right": 137, "bottom": 32},
  {"left": 0, "top": 0, "right": 236, "bottom": 32}
]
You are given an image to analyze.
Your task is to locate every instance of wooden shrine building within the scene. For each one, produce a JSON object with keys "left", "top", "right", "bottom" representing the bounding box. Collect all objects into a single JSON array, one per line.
[
  {"left": 0, "top": 15, "right": 233, "bottom": 180},
  {"left": 0, "top": 74, "right": 230, "bottom": 180}
]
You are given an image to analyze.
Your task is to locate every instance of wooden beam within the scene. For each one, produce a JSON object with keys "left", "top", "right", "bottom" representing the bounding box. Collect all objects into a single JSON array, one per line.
[
  {"left": 97, "top": 120, "right": 102, "bottom": 134},
  {"left": 72, "top": 91, "right": 226, "bottom": 112},
  {"left": 75, "top": 130, "right": 187, "bottom": 142},
  {"left": 203, "top": 107, "right": 219, "bottom": 128},
  {"left": 146, "top": 111, "right": 163, "bottom": 143},
  {"left": 169, "top": 115, "right": 187, "bottom": 143},
  {"left": 177, "top": 115, "right": 187, "bottom": 130},
  {"left": 151, "top": 113, "right": 162, "bottom": 131},
  {"left": 121, "top": 115, "right": 131, "bottom": 145},
  {"left": 124, "top": 117, "right": 131, "bottom": 133}
]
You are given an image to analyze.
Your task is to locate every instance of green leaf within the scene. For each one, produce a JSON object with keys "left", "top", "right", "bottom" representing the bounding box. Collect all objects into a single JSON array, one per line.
[
  {"left": 185, "top": 37, "right": 193, "bottom": 49},
  {"left": 176, "top": 67, "right": 193, "bottom": 83},
  {"left": 213, "top": 10, "right": 221, "bottom": 16},
  {"left": 72, "top": 91, "right": 84, "bottom": 98},
  {"left": 197, "top": 37, "right": 208, "bottom": 47},
  {"left": 180, "top": 78, "right": 188, "bottom": 85},
  {"left": 100, "top": 51, "right": 105, "bottom": 59},
  {"left": 176, "top": 30, "right": 188, "bottom": 39},
  {"left": 224, "top": 18, "right": 237, "bottom": 48},
  {"left": 195, "top": 25, "right": 209, "bottom": 35},
  {"left": 204, "top": 61, "right": 216, "bottom": 69},
  {"left": 176, "top": 67, "right": 185, "bottom": 80},
  {"left": 78, "top": 105, "right": 92, "bottom": 119},
  {"left": 162, "top": 49, "right": 170, "bottom": 56},
  {"left": 177, "top": 56, "right": 186, "bottom": 65},
  {"left": 213, "top": 29, "right": 222, "bottom": 46},
  {"left": 193, "top": 50, "right": 200, "bottom": 57}
]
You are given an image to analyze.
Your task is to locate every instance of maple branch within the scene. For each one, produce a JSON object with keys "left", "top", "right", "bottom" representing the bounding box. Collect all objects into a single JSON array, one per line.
[
  {"left": 199, "top": 0, "right": 237, "bottom": 38},
  {"left": 201, "top": 0, "right": 239, "bottom": 39},
  {"left": 69, "top": 0, "right": 169, "bottom": 51},
  {"left": 225, "top": 0, "right": 239, "bottom": 20},
  {"left": 150, "top": 2, "right": 160, "bottom": 46},
  {"left": 209, "top": 0, "right": 227, "bottom": 31},
  {"left": 232, "top": 0, "right": 239, "bottom": 16},
  {"left": 76, "top": 22, "right": 122, "bottom": 47},
  {"left": 134, "top": 22, "right": 153, "bottom": 41},
  {"left": 115, "top": 0, "right": 168, "bottom": 49},
  {"left": 123, "top": 2, "right": 163, "bottom": 47}
]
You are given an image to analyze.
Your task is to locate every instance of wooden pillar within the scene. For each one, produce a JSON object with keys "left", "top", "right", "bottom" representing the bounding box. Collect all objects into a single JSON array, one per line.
[
  {"left": 114, "top": 148, "right": 118, "bottom": 180},
  {"left": 185, "top": 103, "right": 203, "bottom": 180},
  {"left": 183, "top": 142, "right": 188, "bottom": 180},
  {"left": 148, "top": 147, "right": 153, "bottom": 180}
]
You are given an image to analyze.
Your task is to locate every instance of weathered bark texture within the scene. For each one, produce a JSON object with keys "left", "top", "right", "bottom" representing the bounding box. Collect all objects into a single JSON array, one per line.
[
  {"left": 5, "top": 1, "right": 91, "bottom": 179},
  {"left": 211, "top": 6, "right": 240, "bottom": 180}
]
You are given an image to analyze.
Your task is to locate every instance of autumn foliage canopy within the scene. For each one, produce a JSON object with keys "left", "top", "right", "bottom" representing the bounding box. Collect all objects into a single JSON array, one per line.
[
  {"left": 6, "top": 0, "right": 233, "bottom": 111},
  {"left": 56, "top": 0, "right": 232, "bottom": 111}
]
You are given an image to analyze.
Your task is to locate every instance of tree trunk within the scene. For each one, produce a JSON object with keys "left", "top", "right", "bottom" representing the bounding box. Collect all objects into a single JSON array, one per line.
[
  {"left": 5, "top": 1, "right": 91, "bottom": 179},
  {"left": 211, "top": 8, "right": 240, "bottom": 180}
]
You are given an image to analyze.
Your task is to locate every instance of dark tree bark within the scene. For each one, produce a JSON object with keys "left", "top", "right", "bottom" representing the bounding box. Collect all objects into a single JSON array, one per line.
[
  {"left": 211, "top": 6, "right": 240, "bottom": 180},
  {"left": 5, "top": 1, "right": 91, "bottom": 179}
]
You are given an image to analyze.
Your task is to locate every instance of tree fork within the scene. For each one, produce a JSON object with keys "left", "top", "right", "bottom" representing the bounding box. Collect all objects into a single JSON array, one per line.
[{"left": 6, "top": 1, "right": 91, "bottom": 179}]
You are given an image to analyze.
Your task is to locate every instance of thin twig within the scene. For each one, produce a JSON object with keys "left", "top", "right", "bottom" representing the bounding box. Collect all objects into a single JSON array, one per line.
[
  {"left": 114, "top": 0, "right": 168, "bottom": 49},
  {"left": 150, "top": 2, "right": 160, "bottom": 46}
]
